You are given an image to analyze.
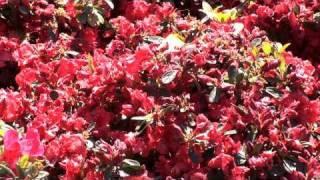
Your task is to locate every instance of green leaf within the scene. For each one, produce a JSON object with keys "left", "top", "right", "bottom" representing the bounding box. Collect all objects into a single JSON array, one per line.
[
  {"left": 87, "top": 9, "right": 105, "bottom": 27},
  {"left": 35, "top": 171, "right": 49, "bottom": 180},
  {"left": 143, "top": 36, "right": 164, "bottom": 44},
  {"left": 164, "top": 33, "right": 185, "bottom": 51},
  {"left": 161, "top": 70, "right": 178, "bottom": 84},
  {"left": 19, "top": 6, "right": 31, "bottom": 15},
  {"left": 121, "top": 159, "right": 142, "bottom": 174},
  {"left": 228, "top": 66, "right": 243, "bottom": 84},
  {"left": 18, "top": 155, "right": 30, "bottom": 169},
  {"left": 200, "top": 2, "right": 238, "bottom": 22},
  {"left": 251, "top": 38, "right": 262, "bottom": 47},
  {"left": 104, "top": 0, "right": 114, "bottom": 9},
  {"left": 283, "top": 159, "right": 297, "bottom": 173},
  {"left": 265, "top": 87, "right": 282, "bottom": 98},
  {"left": 261, "top": 41, "right": 273, "bottom": 56},
  {"left": 131, "top": 114, "right": 153, "bottom": 122},
  {"left": 188, "top": 148, "right": 202, "bottom": 163},
  {"left": 208, "top": 86, "right": 221, "bottom": 103},
  {"left": 235, "top": 145, "right": 247, "bottom": 165}
]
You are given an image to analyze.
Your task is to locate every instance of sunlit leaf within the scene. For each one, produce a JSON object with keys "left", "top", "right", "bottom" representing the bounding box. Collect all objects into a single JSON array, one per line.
[
  {"left": 121, "top": 159, "right": 142, "bottom": 174},
  {"left": 265, "top": 87, "right": 282, "bottom": 98},
  {"left": 251, "top": 46, "right": 259, "bottom": 57},
  {"left": 104, "top": 0, "right": 114, "bottom": 9},
  {"left": 208, "top": 86, "right": 221, "bottom": 103},
  {"left": 87, "top": 9, "right": 105, "bottom": 27},
  {"left": 131, "top": 114, "right": 153, "bottom": 122},
  {"left": 274, "top": 43, "right": 290, "bottom": 77},
  {"left": 161, "top": 69, "right": 178, "bottom": 84},
  {"left": 200, "top": 1, "right": 214, "bottom": 20},
  {"left": 165, "top": 33, "right": 185, "bottom": 51},
  {"left": 224, "top": 129, "right": 237, "bottom": 136},
  {"left": 35, "top": 171, "right": 49, "bottom": 180},
  {"left": 200, "top": 1, "right": 238, "bottom": 22},
  {"left": 283, "top": 159, "right": 296, "bottom": 173},
  {"left": 235, "top": 145, "right": 247, "bottom": 165},
  {"left": 262, "top": 41, "right": 273, "bottom": 56},
  {"left": 18, "top": 155, "right": 30, "bottom": 169},
  {"left": 87, "top": 54, "right": 95, "bottom": 72}
]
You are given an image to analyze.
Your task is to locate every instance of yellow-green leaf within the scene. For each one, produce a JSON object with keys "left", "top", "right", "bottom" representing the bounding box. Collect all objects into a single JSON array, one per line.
[
  {"left": 274, "top": 42, "right": 291, "bottom": 57},
  {"left": 18, "top": 155, "right": 30, "bottom": 169},
  {"left": 87, "top": 54, "right": 95, "bottom": 72},
  {"left": 165, "top": 33, "right": 185, "bottom": 51},
  {"left": 200, "top": 1, "right": 215, "bottom": 19},
  {"left": 251, "top": 46, "right": 259, "bottom": 57},
  {"left": 200, "top": 1, "right": 238, "bottom": 22},
  {"left": 279, "top": 56, "right": 287, "bottom": 77},
  {"left": 0, "top": 130, "right": 5, "bottom": 137},
  {"left": 261, "top": 41, "right": 273, "bottom": 56},
  {"left": 273, "top": 42, "right": 290, "bottom": 77}
]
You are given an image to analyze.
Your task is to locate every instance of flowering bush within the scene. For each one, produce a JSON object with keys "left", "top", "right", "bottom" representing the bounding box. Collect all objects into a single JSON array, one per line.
[{"left": 0, "top": 0, "right": 319, "bottom": 179}]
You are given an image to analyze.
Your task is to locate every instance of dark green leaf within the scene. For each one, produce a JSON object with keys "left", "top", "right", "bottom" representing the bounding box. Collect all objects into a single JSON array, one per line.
[
  {"left": 209, "top": 86, "right": 221, "bottom": 103},
  {"left": 228, "top": 66, "right": 243, "bottom": 84},
  {"left": 247, "top": 125, "right": 258, "bottom": 142},
  {"left": 235, "top": 146, "right": 247, "bottom": 165},
  {"left": 78, "top": 12, "right": 88, "bottom": 24},
  {"left": 121, "top": 159, "right": 142, "bottom": 174},
  {"left": 188, "top": 148, "right": 202, "bottom": 163},
  {"left": 50, "top": 90, "right": 59, "bottom": 100},
  {"left": 161, "top": 70, "right": 178, "bottom": 84},
  {"left": 269, "top": 165, "right": 286, "bottom": 178},
  {"left": 87, "top": 9, "right": 104, "bottom": 27},
  {"left": 104, "top": 0, "right": 114, "bottom": 9},
  {"left": 265, "top": 87, "right": 282, "bottom": 98},
  {"left": 143, "top": 36, "right": 164, "bottom": 44},
  {"left": 251, "top": 38, "right": 262, "bottom": 47},
  {"left": 293, "top": 5, "right": 300, "bottom": 15},
  {"left": 19, "top": 6, "right": 30, "bottom": 15},
  {"left": 283, "top": 159, "right": 297, "bottom": 173}
]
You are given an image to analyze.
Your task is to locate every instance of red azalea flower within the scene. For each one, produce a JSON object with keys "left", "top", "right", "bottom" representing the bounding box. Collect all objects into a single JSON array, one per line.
[
  {"left": 3, "top": 130, "right": 20, "bottom": 168},
  {"left": 208, "top": 153, "right": 235, "bottom": 174},
  {"left": 124, "top": 0, "right": 151, "bottom": 21},
  {"left": 3, "top": 128, "right": 44, "bottom": 168},
  {"left": 0, "top": 91, "right": 25, "bottom": 122}
]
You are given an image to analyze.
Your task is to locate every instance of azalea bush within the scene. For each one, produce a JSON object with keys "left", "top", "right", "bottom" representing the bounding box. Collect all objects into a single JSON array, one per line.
[{"left": 0, "top": 0, "right": 319, "bottom": 179}]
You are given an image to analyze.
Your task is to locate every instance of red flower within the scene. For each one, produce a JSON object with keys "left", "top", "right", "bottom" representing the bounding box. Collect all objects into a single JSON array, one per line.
[
  {"left": 20, "top": 128, "right": 45, "bottom": 157},
  {"left": 3, "top": 129, "right": 44, "bottom": 168},
  {"left": 231, "top": 166, "right": 250, "bottom": 180},
  {"left": 124, "top": 0, "right": 151, "bottom": 21},
  {"left": 280, "top": 92, "right": 320, "bottom": 123},
  {"left": 127, "top": 46, "right": 154, "bottom": 75},
  {"left": 3, "top": 130, "right": 20, "bottom": 168},
  {"left": 208, "top": 153, "right": 235, "bottom": 174},
  {"left": 0, "top": 91, "right": 25, "bottom": 122}
]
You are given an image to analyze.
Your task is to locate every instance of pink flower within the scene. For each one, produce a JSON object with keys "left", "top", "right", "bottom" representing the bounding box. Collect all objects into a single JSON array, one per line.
[{"left": 3, "top": 129, "right": 44, "bottom": 168}]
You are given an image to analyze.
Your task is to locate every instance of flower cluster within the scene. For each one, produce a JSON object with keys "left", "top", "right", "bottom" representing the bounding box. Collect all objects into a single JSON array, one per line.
[{"left": 0, "top": 0, "right": 319, "bottom": 179}]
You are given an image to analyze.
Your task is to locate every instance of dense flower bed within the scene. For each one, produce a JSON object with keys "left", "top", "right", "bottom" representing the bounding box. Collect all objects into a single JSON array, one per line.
[{"left": 0, "top": 0, "right": 319, "bottom": 179}]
